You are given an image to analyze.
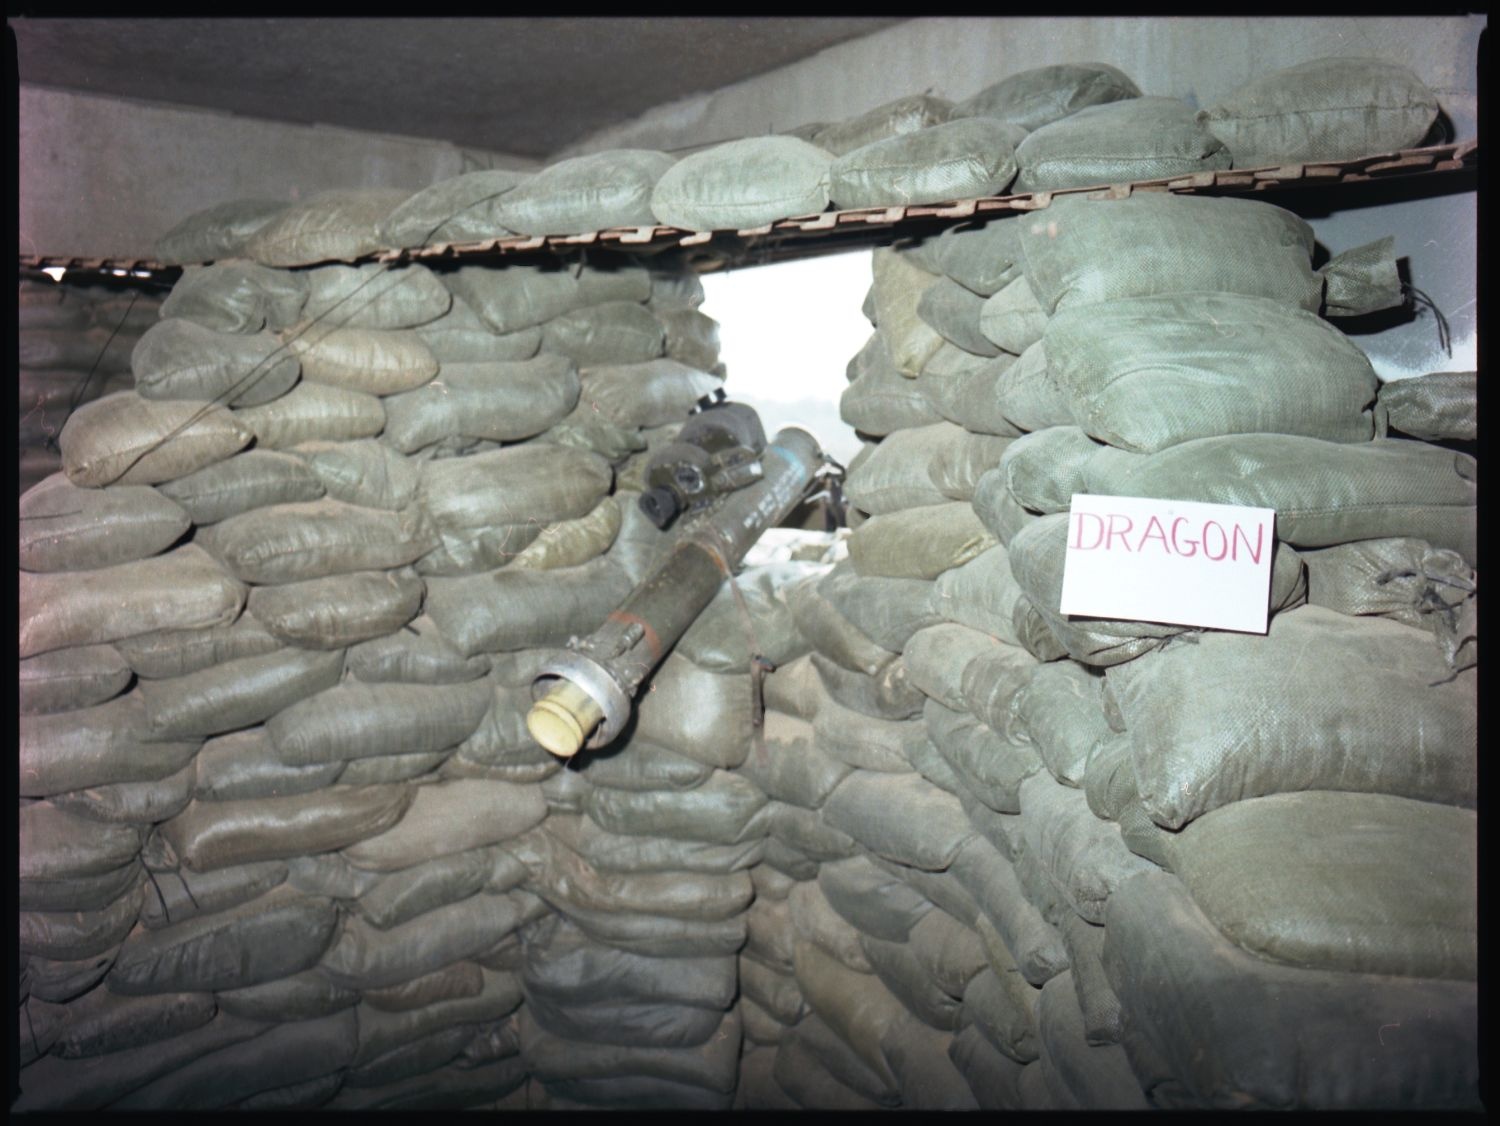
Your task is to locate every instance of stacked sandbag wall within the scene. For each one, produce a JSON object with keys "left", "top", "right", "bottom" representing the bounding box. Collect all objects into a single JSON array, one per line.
[
  {"left": 735, "top": 181, "right": 1477, "bottom": 1110},
  {"left": 17, "top": 194, "right": 810, "bottom": 1108},
  {"left": 19, "top": 278, "right": 165, "bottom": 495}
]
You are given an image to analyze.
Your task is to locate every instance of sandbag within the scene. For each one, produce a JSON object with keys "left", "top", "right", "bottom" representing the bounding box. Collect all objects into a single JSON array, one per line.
[
  {"left": 811, "top": 651, "right": 926, "bottom": 721},
  {"left": 299, "top": 262, "right": 453, "bottom": 331},
  {"left": 347, "top": 615, "right": 490, "bottom": 684},
  {"left": 792, "top": 938, "right": 905, "bottom": 1088},
  {"left": 929, "top": 544, "right": 1024, "bottom": 644},
  {"left": 521, "top": 1006, "right": 739, "bottom": 1094},
  {"left": 1018, "top": 192, "right": 1321, "bottom": 314},
  {"left": 377, "top": 169, "right": 529, "bottom": 248},
  {"left": 1045, "top": 293, "right": 1378, "bottom": 452},
  {"left": 925, "top": 699, "right": 1041, "bottom": 813},
  {"left": 19, "top": 691, "right": 199, "bottom": 799},
  {"left": 20, "top": 645, "right": 133, "bottom": 716},
  {"left": 996, "top": 425, "right": 1102, "bottom": 513},
  {"left": 871, "top": 248, "right": 946, "bottom": 376},
  {"left": 650, "top": 136, "right": 833, "bottom": 231},
  {"left": 1376, "top": 370, "right": 1476, "bottom": 442},
  {"left": 954, "top": 63, "right": 1141, "bottom": 132},
  {"left": 540, "top": 301, "right": 664, "bottom": 365},
  {"left": 845, "top": 422, "right": 1008, "bottom": 514},
  {"left": 904, "top": 622, "right": 1002, "bottom": 711},
  {"left": 1198, "top": 56, "right": 1441, "bottom": 166},
  {"left": 979, "top": 274, "right": 1047, "bottom": 355},
  {"left": 268, "top": 677, "right": 491, "bottom": 766},
  {"left": 841, "top": 333, "right": 944, "bottom": 435},
  {"left": 917, "top": 276, "right": 1001, "bottom": 358},
  {"left": 1019, "top": 771, "right": 1157, "bottom": 924},
  {"left": 418, "top": 442, "right": 610, "bottom": 537},
  {"left": 934, "top": 216, "right": 1025, "bottom": 296},
  {"left": 812, "top": 94, "right": 955, "bottom": 156},
  {"left": 243, "top": 188, "right": 410, "bottom": 266},
  {"left": 153, "top": 197, "right": 289, "bottom": 264},
  {"left": 789, "top": 878, "right": 875, "bottom": 973},
  {"left": 131, "top": 318, "right": 300, "bottom": 407},
  {"left": 738, "top": 712, "right": 852, "bottom": 809},
  {"left": 497, "top": 149, "right": 675, "bottom": 234},
  {"left": 949, "top": 1024, "right": 1026, "bottom": 1108},
  {"left": 443, "top": 262, "right": 651, "bottom": 335},
  {"left": 361, "top": 960, "right": 485, "bottom": 1010},
  {"left": 58, "top": 391, "right": 251, "bottom": 488},
  {"left": 341, "top": 779, "right": 546, "bottom": 870},
  {"left": 822, "top": 770, "right": 976, "bottom": 870},
  {"left": 880, "top": 1014, "right": 982, "bottom": 1109},
  {"left": 139, "top": 860, "right": 288, "bottom": 930},
  {"left": 283, "top": 325, "right": 437, "bottom": 395},
  {"left": 786, "top": 574, "right": 896, "bottom": 676},
  {"left": 921, "top": 354, "right": 1026, "bottom": 437},
  {"left": 246, "top": 568, "right": 424, "bottom": 649},
  {"left": 19, "top": 477, "right": 187, "bottom": 576},
  {"left": 45, "top": 986, "right": 217, "bottom": 1061},
  {"left": 231, "top": 380, "right": 386, "bottom": 449},
  {"left": 20, "top": 882, "right": 143, "bottom": 961},
  {"left": 785, "top": 1014, "right": 901, "bottom": 1106},
  {"left": 582, "top": 769, "right": 767, "bottom": 845},
  {"left": 812, "top": 697, "right": 921, "bottom": 772},
  {"left": 1109, "top": 604, "right": 1476, "bottom": 829},
  {"left": 951, "top": 836, "right": 1069, "bottom": 985},
  {"left": 629, "top": 653, "right": 756, "bottom": 769},
  {"left": 1036, "top": 972, "right": 1150, "bottom": 1109},
  {"left": 108, "top": 885, "right": 338, "bottom": 995},
  {"left": 659, "top": 307, "right": 721, "bottom": 372},
  {"left": 828, "top": 117, "right": 1021, "bottom": 210},
  {"left": 157, "top": 784, "right": 414, "bottom": 871},
  {"left": 674, "top": 562, "right": 813, "bottom": 674},
  {"left": 861, "top": 935, "right": 965, "bottom": 1030},
  {"left": 1104, "top": 870, "right": 1478, "bottom": 1109},
  {"left": 1015, "top": 661, "right": 1109, "bottom": 785},
  {"left": 139, "top": 647, "right": 342, "bottom": 740},
  {"left": 48, "top": 759, "right": 196, "bottom": 825},
  {"left": 414, "top": 300, "right": 542, "bottom": 365},
  {"left": 294, "top": 439, "right": 417, "bottom": 511},
  {"left": 519, "top": 912, "right": 737, "bottom": 1010},
  {"left": 820, "top": 565, "right": 943, "bottom": 653},
  {"left": 847, "top": 501, "right": 996, "bottom": 579},
  {"left": 157, "top": 449, "right": 325, "bottom": 525},
  {"left": 198, "top": 497, "right": 434, "bottom": 583},
  {"left": 318, "top": 892, "right": 538, "bottom": 991},
  {"left": 1058, "top": 912, "right": 1123, "bottom": 1045},
  {"left": 1014, "top": 97, "right": 1230, "bottom": 192},
  {"left": 19, "top": 803, "right": 144, "bottom": 882},
  {"left": 576, "top": 358, "right": 721, "bottom": 429},
  {"left": 1080, "top": 434, "right": 1478, "bottom": 566},
  {"left": 1168, "top": 791, "right": 1476, "bottom": 980}
]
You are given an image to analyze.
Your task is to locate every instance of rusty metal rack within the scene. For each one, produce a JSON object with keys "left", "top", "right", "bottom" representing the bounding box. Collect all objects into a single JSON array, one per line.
[{"left": 18, "top": 139, "right": 1477, "bottom": 282}]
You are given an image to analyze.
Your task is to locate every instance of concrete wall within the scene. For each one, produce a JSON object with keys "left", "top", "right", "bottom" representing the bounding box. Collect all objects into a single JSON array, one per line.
[
  {"left": 19, "top": 85, "right": 539, "bottom": 260},
  {"left": 562, "top": 15, "right": 1481, "bottom": 382}
]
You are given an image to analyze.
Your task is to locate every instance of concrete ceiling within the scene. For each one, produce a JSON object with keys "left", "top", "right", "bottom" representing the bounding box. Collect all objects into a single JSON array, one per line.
[{"left": 11, "top": 17, "right": 906, "bottom": 160}]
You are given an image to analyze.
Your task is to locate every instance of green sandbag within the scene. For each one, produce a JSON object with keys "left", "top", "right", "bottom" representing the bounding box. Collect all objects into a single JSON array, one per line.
[
  {"left": 268, "top": 678, "right": 492, "bottom": 766},
  {"left": 20, "top": 645, "right": 133, "bottom": 716},
  {"left": 1045, "top": 293, "right": 1378, "bottom": 452},
  {"left": 674, "top": 561, "right": 813, "bottom": 674},
  {"left": 847, "top": 501, "right": 996, "bottom": 580},
  {"left": 59, "top": 391, "right": 252, "bottom": 488},
  {"left": 360, "top": 960, "right": 486, "bottom": 1010},
  {"left": 933, "top": 217, "right": 1024, "bottom": 296},
  {"left": 19, "top": 803, "right": 142, "bottom": 882},
  {"left": 978, "top": 274, "right": 1047, "bottom": 355},
  {"left": 139, "top": 860, "right": 288, "bottom": 930},
  {"left": 1104, "top": 870, "right": 1479, "bottom": 1110},
  {"left": 953, "top": 63, "right": 1141, "bottom": 133},
  {"left": 377, "top": 169, "right": 529, "bottom": 248},
  {"left": 20, "top": 882, "right": 143, "bottom": 961},
  {"left": 904, "top": 622, "right": 1004, "bottom": 711},
  {"left": 820, "top": 564, "right": 943, "bottom": 653},
  {"left": 880, "top": 1014, "right": 982, "bottom": 1109},
  {"left": 283, "top": 325, "right": 437, "bottom": 395},
  {"left": 1375, "top": 370, "right": 1477, "bottom": 442},
  {"left": 1018, "top": 770, "right": 1157, "bottom": 925},
  {"left": 19, "top": 691, "right": 200, "bottom": 799},
  {"left": 159, "top": 262, "right": 308, "bottom": 334},
  {"left": 659, "top": 307, "right": 720, "bottom": 372},
  {"left": 153, "top": 198, "right": 289, "bottom": 264},
  {"left": 582, "top": 769, "right": 767, "bottom": 845},
  {"left": 1018, "top": 191, "right": 1322, "bottom": 314},
  {"left": 786, "top": 572, "right": 896, "bottom": 675},
  {"left": 1036, "top": 972, "right": 1150, "bottom": 1109},
  {"left": 841, "top": 333, "right": 945, "bottom": 435},
  {"left": 930, "top": 544, "right": 1025, "bottom": 644},
  {"left": 1081, "top": 433, "right": 1478, "bottom": 566},
  {"left": 140, "top": 647, "right": 343, "bottom": 740},
  {"left": 650, "top": 136, "right": 833, "bottom": 231},
  {"left": 243, "top": 188, "right": 410, "bottom": 267},
  {"left": 158, "top": 449, "right": 324, "bottom": 525},
  {"left": 48, "top": 758, "right": 196, "bottom": 824},
  {"left": 351, "top": 851, "right": 501, "bottom": 932},
  {"left": 414, "top": 297, "right": 542, "bottom": 364},
  {"left": 540, "top": 300, "right": 664, "bottom": 365},
  {"left": 341, "top": 779, "right": 547, "bottom": 870},
  {"left": 301, "top": 260, "right": 452, "bottom": 332},
  {"left": 845, "top": 422, "right": 1010, "bottom": 514},
  {"left": 737, "top": 711, "right": 851, "bottom": 809},
  {"left": 1014, "top": 97, "right": 1230, "bottom": 192},
  {"left": 811, "top": 651, "right": 926, "bottom": 722},
  {"left": 1168, "top": 791, "right": 1476, "bottom": 980},
  {"left": 132, "top": 318, "right": 300, "bottom": 406},
  {"left": 920, "top": 353, "right": 1026, "bottom": 437},
  {"left": 822, "top": 770, "right": 976, "bottom": 871},
  {"left": 789, "top": 878, "right": 875, "bottom": 973},
  {"left": 631, "top": 653, "right": 755, "bottom": 769},
  {"left": 495, "top": 149, "right": 676, "bottom": 235},
  {"left": 296, "top": 438, "right": 418, "bottom": 510},
  {"left": 576, "top": 358, "right": 721, "bottom": 429},
  {"left": 828, "top": 118, "right": 1021, "bottom": 210},
  {"left": 520, "top": 1006, "right": 740, "bottom": 1094},
  {"left": 246, "top": 568, "right": 425, "bottom": 650},
  {"left": 993, "top": 340, "right": 1076, "bottom": 433},
  {"left": 949, "top": 1023, "right": 1026, "bottom": 1108},
  {"left": 871, "top": 249, "right": 946, "bottom": 377},
  {"left": 442, "top": 261, "right": 650, "bottom": 335},
  {"left": 861, "top": 935, "right": 964, "bottom": 1029},
  {"left": 108, "top": 885, "right": 338, "bottom": 995},
  {"left": 1058, "top": 912, "right": 1123, "bottom": 1045},
  {"left": 996, "top": 425, "right": 1103, "bottom": 513},
  {"left": 1108, "top": 605, "right": 1476, "bottom": 830},
  {"left": 157, "top": 784, "right": 415, "bottom": 871},
  {"left": 346, "top": 615, "right": 491, "bottom": 684},
  {"left": 925, "top": 698, "right": 1041, "bottom": 813},
  {"left": 231, "top": 380, "right": 385, "bottom": 449},
  {"left": 382, "top": 354, "right": 580, "bottom": 451},
  {"left": 817, "top": 854, "right": 935, "bottom": 943},
  {"left": 44, "top": 987, "right": 217, "bottom": 1061},
  {"left": 793, "top": 939, "right": 905, "bottom": 1089},
  {"left": 1015, "top": 661, "right": 1109, "bottom": 786},
  {"left": 198, "top": 498, "right": 435, "bottom": 583},
  {"left": 812, "top": 94, "right": 955, "bottom": 157},
  {"left": 1198, "top": 56, "right": 1440, "bottom": 167},
  {"left": 20, "top": 474, "right": 191, "bottom": 573}
]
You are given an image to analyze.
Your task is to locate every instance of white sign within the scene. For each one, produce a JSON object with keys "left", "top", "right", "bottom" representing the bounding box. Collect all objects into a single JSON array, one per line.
[{"left": 1058, "top": 494, "right": 1276, "bottom": 634}]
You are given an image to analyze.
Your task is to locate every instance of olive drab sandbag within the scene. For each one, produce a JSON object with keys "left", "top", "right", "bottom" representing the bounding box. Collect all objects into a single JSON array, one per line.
[
  {"left": 812, "top": 95, "right": 955, "bottom": 157},
  {"left": 1376, "top": 370, "right": 1477, "bottom": 442},
  {"left": 378, "top": 169, "right": 530, "bottom": 248},
  {"left": 156, "top": 450, "right": 326, "bottom": 526},
  {"left": 1014, "top": 97, "right": 1230, "bottom": 192},
  {"left": 132, "top": 318, "right": 302, "bottom": 407},
  {"left": 152, "top": 198, "right": 289, "bottom": 265},
  {"left": 19, "top": 474, "right": 192, "bottom": 573},
  {"left": 1198, "top": 56, "right": 1441, "bottom": 166},
  {"left": 59, "top": 392, "right": 252, "bottom": 488},
  {"left": 650, "top": 137, "right": 834, "bottom": 231},
  {"left": 495, "top": 149, "right": 676, "bottom": 235},
  {"left": 828, "top": 118, "right": 1022, "bottom": 210},
  {"left": 952, "top": 63, "right": 1142, "bottom": 133},
  {"left": 382, "top": 355, "right": 581, "bottom": 451},
  {"left": 243, "top": 188, "right": 411, "bottom": 267}
]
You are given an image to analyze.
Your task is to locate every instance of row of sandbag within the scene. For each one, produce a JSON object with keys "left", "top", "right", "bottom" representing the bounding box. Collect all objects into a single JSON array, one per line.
[
  {"left": 149, "top": 56, "right": 1447, "bottom": 264},
  {"left": 17, "top": 253, "right": 742, "bottom": 1109},
  {"left": 18, "top": 279, "right": 161, "bottom": 494},
  {"left": 843, "top": 207, "right": 1479, "bottom": 1107}
]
